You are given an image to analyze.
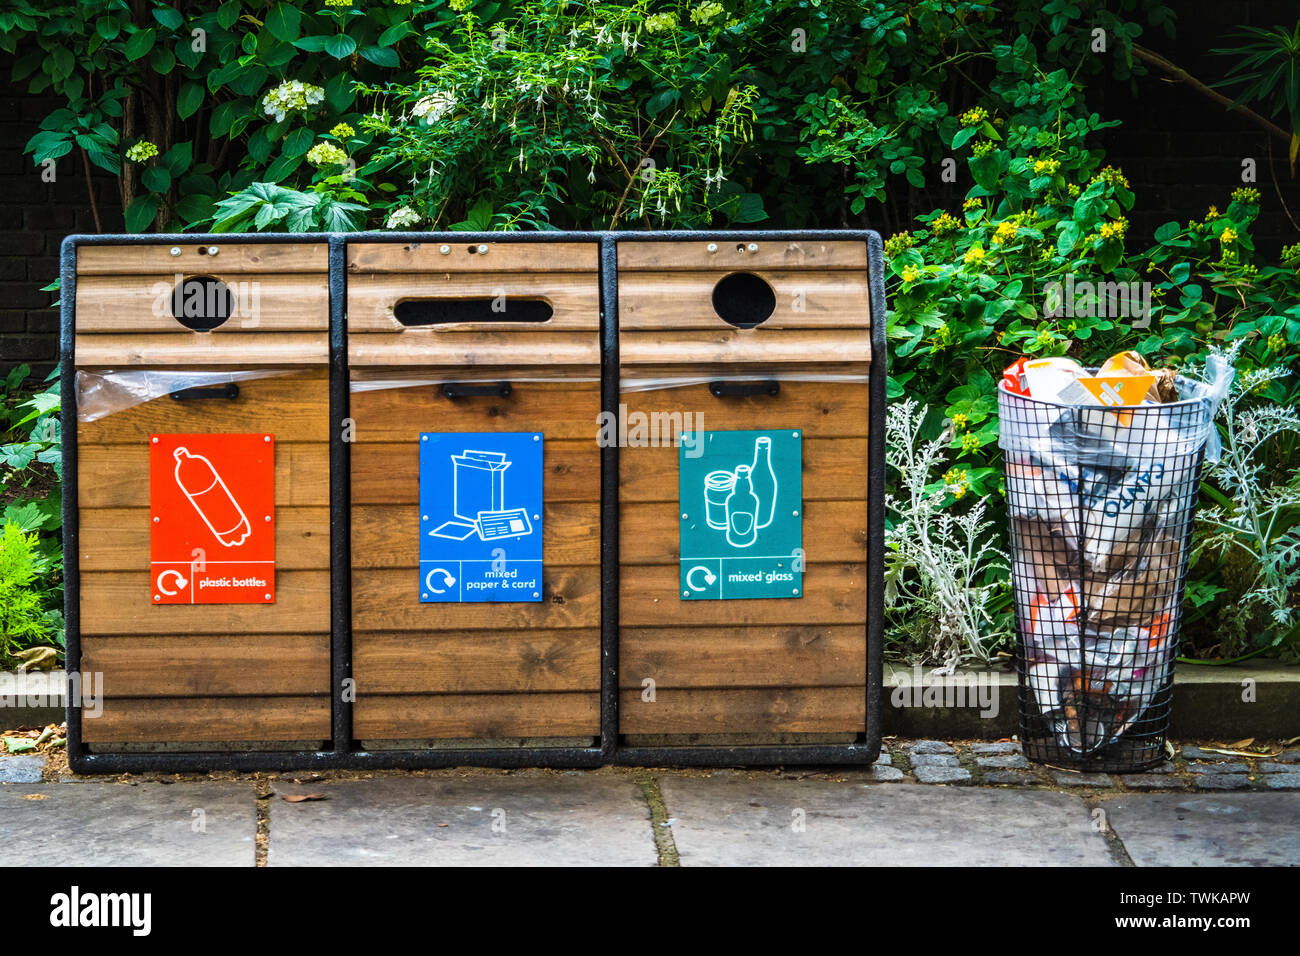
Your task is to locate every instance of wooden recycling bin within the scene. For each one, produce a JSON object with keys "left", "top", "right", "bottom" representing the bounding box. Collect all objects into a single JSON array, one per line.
[
  {"left": 346, "top": 238, "right": 603, "bottom": 753},
  {"left": 613, "top": 233, "right": 884, "bottom": 762},
  {"left": 64, "top": 238, "right": 334, "bottom": 765}
]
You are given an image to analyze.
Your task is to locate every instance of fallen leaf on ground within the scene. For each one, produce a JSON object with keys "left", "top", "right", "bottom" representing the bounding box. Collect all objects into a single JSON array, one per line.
[
  {"left": 282, "top": 793, "right": 326, "bottom": 803},
  {"left": 22, "top": 793, "right": 47, "bottom": 800},
  {"left": 1226, "top": 737, "right": 1255, "bottom": 749},
  {"left": 3, "top": 737, "right": 36, "bottom": 754}
]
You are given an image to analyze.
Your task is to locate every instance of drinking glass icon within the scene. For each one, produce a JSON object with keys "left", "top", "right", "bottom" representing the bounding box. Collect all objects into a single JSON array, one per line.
[{"left": 173, "top": 447, "right": 252, "bottom": 547}]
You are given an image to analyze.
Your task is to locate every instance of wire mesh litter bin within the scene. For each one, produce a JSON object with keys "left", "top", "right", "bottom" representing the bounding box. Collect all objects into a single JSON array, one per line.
[{"left": 998, "top": 375, "right": 1223, "bottom": 772}]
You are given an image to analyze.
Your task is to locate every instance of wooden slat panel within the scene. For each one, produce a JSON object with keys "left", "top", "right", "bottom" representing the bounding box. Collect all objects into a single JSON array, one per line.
[
  {"left": 78, "top": 243, "right": 327, "bottom": 275},
  {"left": 79, "top": 442, "right": 329, "bottom": 508},
  {"left": 619, "top": 270, "right": 868, "bottom": 330},
  {"left": 348, "top": 332, "right": 598, "bottom": 368},
  {"left": 82, "top": 696, "right": 330, "bottom": 742},
  {"left": 351, "top": 566, "right": 598, "bottom": 630},
  {"left": 348, "top": 241, "right": 598, "bottom": 274},
  {"left": 616, "top": 380, "right": 868, "bottom": 438},
  {"left": 75, "top": 274, "right": 328, "bottom": 333},
  {"left": 621, "top": 625, "right": 865, "bottom": 689},
  {"left": 348, "top": 272, "right": 598, "bottom": 332},
  {"left": 619, "top": 686, "right": 864, "bottom": 734},
  {"left": 621, "top": 499, "right": 864, "bottom": 565},
  {"left": 353, "top": 503, "right": 597, "bottom": 569},
  {"left": 354, "top": 629, "right": 599, "bottom": 693},
  {"left": 354, "top": 692, "right": 598, "bottom": 739},
  {"left": 79, "top": 507, "right": 330, "bottom": 571},
  {"left": 618, "top": 239, "right": 867, "bottom": 271},
  {"left": 80, "top": 570, "right": 330, "bottom": 634},
  {"left": 349, "top": 381, "right": 599, "bottom": 443},
  {"left": 620, "top": 439, "right": 867, "bottom": 502},
  {"left": 352, "top": 439, "right": 595, "bottom": 504},
  {"left": 75, "top": 332, "right": 328, "bottom": 367},
  {"left": 619, "top": 329, "right": 870, "bottom": 367},
  {"left": 620, "top": 564, "right": 865, "bottom": 626},
  {"left": 77, "top": 370, "right": 328, "bottom": 444},
  {"left": 79, "top": 634, "right": 329, "bottom": 696}
]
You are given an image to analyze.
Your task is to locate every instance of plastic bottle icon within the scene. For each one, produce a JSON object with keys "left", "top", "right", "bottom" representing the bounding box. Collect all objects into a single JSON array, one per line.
[
  {"left": 725, "top": 464, "right": 759, "bottom": 548},
  {"left": 173, "top": 446, "right": 252, "bottom": 547},
  {"left": 750, "top": 436, "right": 777, "bottom": 529}
]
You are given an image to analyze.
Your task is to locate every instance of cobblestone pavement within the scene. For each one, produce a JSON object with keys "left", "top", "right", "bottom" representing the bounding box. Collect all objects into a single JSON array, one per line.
[{"left": 1, "top": 740, "right": 1296, "bottom": 866}]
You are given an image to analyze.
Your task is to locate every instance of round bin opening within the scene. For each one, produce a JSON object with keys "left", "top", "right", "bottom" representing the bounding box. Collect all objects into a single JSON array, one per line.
[
  {"left": 171, "top": 275, "right": 235, "bottom": 331},
  {"left": 712, "top": 272, "right": 775, "bottom": 329}
]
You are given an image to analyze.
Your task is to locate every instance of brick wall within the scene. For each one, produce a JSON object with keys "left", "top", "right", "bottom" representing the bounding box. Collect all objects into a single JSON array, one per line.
[
  {"left": 1097, "top": 0, "right": 1300, "bottom": 254},
  {"left": 0, "top": 91, "right": 121, "bottom": 381}
]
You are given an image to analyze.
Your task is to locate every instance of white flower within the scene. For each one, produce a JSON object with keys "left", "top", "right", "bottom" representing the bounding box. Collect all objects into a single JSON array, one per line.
[
  {"left": 411, "top": 91, "right": 457, "bottom": 124},
  {"left": 261, "top": 80, "right": 325, "bottom": 123},
  {"left": 385, "top": 206, "right": 421, "bottom": 230}
]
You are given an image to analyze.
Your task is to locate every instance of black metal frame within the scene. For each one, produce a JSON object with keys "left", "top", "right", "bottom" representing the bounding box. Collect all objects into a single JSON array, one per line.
[{"left": 60, "top": 230, "right": 884, "bottom": 773}]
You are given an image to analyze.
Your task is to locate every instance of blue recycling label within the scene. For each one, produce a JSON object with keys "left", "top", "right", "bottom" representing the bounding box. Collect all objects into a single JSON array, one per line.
[{"left": 418, "top": 432, "right": 544, "bottom": 603}]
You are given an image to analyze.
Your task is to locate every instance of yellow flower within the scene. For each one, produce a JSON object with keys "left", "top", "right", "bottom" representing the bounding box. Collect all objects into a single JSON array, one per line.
[
  {"left": 963, "top": 246, "right": 986, "bottom": 265},
  {"left": 329, "top": 122, "right": 355, "bottom": 139},
  {"left": 961, "top": 433, "right": 980, "bottom": 454},
  {"left": 962, "top": 197, "right": 982, "bottom": 211},
  {"left": 324, "top": 0, "right": 352, "bottom": 6},
  {"left": 884, "top": 232, "right": 915, "bottom": 258},
  {"left": 1092, "top": 165, "right": 1129, "bottom": 189},
  {"left": 930, "top": 212, "right": 959, "bottom": 236},
  {"left": 1220, "top": 227, "right": 1238, "bottom": 245},
  {"left": 960, "top": 107, "right": 988, "bottom": 127},
  {"left": 1098, "top": 218, "right": 1128, "bottom": 242},
  {"left": 1033, "top": 157, "right": 1060, "bottom": 176},
  {"left": 1205, "top": 205, "right": 1220, "bottom": 221},
  {"left": 901, "top": 265, "right": 921, "bottom": 283},
  {"left": 1232, "top": 187, "right": 1260, "bottom": 204},
  {"left": 951, "top": 413, "right": 968, "bottom": 431},
  {"left": 991, "top": 220, "right": 1017, "bottom": 245}
]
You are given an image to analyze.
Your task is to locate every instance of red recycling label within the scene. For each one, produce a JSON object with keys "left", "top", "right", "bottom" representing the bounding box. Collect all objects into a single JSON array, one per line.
[{"left": 149, "top": 433, "right": 276, "bottom": 605}]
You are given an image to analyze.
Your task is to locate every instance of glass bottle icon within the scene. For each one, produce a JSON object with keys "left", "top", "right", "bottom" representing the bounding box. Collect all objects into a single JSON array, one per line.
[
  {"left": 750, "top": 436, "right": 777, "bottom": 529},
  {"left": 174, "top": 446, "right": 252, "bottom": 547},
  {"left": 725, "top": 464, "right": 759, "bottom": 548}
]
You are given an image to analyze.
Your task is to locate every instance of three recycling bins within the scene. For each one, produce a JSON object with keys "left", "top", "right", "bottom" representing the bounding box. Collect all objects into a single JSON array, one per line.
[
  {"left": 346, "top": 238, "right": 603, "bottom": 751},
  {"left": 613, "top": 234, "right": 884, "bottom": 761},
  {"left": 60, "top": 231, "right": 884, "bottom": 771},
  {"left": 64, "top": 238, "right": 334, "bottom": 763}
]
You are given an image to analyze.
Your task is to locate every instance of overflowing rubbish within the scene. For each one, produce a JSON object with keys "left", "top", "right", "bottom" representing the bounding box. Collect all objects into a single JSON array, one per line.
[{"left": 998, "top": 351, "right": 1232, "bottom": 767}]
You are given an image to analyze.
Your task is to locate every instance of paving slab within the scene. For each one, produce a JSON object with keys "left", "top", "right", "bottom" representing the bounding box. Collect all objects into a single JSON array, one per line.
[
  {"left": 659, "top": 778, "right": 1115, "bottom": 866},
  {"left": 0, "top": 756, "right": 44, "bottom": 783},
  {"left": 1102, "top": 793, "right": 1300, "bottom": 866},
  {"left": 0, "top": 783, "right": 256, "bottom": 866},
  {"left": 268, "top": 775, "right": 655, "bottom": 866}
]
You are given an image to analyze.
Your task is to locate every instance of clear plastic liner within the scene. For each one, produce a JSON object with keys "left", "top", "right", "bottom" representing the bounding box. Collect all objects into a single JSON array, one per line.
[
  {"left": 999, "top": 351, "right": 1233, "bottom": 465},
  {"left": 351, "top": 375, "right": 599, "bottom": 393},
  {"left": 620, "top": 372, "right": 869, "bottom": 392},
  {"left": 75, "top": 369, "right": 290, "bottom": 422}
]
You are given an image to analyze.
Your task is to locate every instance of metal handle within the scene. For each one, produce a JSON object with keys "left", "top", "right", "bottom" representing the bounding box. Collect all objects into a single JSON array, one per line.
[
  {"left": 708, "top": 380, "right": 779, "bottom": 398},
  {"left": 441, "top": 382, "right": 512, "bottom": 399},
  {"left": 170, "top": 383, "right": 239, "bottom": 401}
]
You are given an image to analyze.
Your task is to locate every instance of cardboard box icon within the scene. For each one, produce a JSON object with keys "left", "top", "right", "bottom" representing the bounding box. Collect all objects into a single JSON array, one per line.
[{"left": 452, "top": 450, "right": 511, "bottom": 522}]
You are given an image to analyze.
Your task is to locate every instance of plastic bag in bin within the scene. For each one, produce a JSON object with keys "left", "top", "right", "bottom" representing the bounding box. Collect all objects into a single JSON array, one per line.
[{"left": 999, "top": 351, "right": 1233, "bottom": 755}]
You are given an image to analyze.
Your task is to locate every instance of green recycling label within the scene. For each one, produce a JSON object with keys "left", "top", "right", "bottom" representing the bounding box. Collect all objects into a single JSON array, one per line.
[{"left": 679, "top": 429, "right": 803, "bottom": 600}]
